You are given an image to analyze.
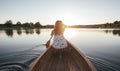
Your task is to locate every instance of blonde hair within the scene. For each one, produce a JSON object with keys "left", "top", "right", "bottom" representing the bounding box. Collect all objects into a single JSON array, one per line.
[{"left": 54, "top": 20, "right": 65, "bottom": 35}]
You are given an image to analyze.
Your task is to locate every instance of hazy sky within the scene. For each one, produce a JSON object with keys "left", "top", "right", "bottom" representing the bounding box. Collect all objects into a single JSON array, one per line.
[{"left": 0, "top": 0, "right": 120, "bottom": 25}]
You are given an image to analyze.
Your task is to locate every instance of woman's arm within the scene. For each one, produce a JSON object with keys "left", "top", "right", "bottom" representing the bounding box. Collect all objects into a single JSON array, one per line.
[{"left": 51, "top": 30, "right": 54, "bottom": 36}]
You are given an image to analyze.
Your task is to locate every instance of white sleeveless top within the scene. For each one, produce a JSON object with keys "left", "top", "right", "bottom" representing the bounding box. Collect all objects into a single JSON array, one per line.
[{"left": 51, "top": 35, "right": 68, "bottom": 49}]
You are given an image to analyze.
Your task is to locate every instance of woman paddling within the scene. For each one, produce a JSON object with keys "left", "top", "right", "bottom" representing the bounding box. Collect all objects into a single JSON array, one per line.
[
  {"left": 51, "top": 20, "right": 68, "bottom": 49},
  {"left": 29, "top": 20, "right": 96, "bottom": 71}
]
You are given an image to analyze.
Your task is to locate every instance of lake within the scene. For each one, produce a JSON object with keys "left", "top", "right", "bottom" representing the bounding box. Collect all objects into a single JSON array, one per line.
[{"left": 0, "top": 28, "right": 120, "bottom": 71}]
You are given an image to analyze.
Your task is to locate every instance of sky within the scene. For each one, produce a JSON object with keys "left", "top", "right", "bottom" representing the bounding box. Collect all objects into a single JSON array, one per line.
[{"left": 0, "top": 0, "right": 120, "bottom": 25}]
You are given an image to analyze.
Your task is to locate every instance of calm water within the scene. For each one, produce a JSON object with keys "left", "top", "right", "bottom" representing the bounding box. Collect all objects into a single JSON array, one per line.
[{"left": 0, "top": 28, "right": 120, "bottom": 71}]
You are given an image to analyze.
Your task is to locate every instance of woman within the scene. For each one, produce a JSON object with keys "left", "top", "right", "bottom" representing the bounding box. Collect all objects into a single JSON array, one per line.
[
  {"left": 29, "top": 20, "right": 96, "bottom": 71},
  {"left": 51, "top": 20, "right": 68, "bottom": 49}
]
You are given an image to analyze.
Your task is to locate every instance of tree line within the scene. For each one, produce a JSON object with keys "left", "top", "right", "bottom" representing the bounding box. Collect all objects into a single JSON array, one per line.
[
  {"left": 0, "top": 20, "right": 54, "bottom": 29},
  {"left": 99, "top": 20, "right": 120, "bottom": 28},
  {"left": 66, "top": 20, "right": 120, "bottom": 28},
  {"left": 85, "top": 20, "right": 120, "bottom": 28},
  {"left": 0, "top": 20, "right": 120, "bottom": 29}
]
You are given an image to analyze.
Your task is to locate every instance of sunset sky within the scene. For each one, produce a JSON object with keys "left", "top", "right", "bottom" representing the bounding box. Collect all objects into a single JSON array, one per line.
[{"left": 0, "top": 0, "right": 120, "bottom": 25}]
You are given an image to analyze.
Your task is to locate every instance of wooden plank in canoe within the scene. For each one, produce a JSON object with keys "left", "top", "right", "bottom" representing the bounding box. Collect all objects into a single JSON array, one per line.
[{"left": 29, "top": 41, "right": 96, "bottom": 71}]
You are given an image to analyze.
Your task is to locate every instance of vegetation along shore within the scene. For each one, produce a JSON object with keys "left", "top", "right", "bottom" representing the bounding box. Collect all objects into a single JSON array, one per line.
[{"left": 0, "top": 20, "right": 120, "bottom": 29}]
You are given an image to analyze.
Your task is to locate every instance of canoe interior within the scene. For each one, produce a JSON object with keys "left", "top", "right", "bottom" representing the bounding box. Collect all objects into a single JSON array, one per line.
[{"left": 29, "top": 41, "right": 96, "bottom": 71}]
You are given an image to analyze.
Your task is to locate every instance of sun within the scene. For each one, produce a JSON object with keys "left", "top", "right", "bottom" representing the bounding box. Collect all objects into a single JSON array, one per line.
[{"left": 56, "top": 13, "right": 80, "bottom": 25}]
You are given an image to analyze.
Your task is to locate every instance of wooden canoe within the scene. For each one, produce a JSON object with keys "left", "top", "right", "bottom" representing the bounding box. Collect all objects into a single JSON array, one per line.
[{"left": 29, "top": 41, "right": 96, "bottom": 71}]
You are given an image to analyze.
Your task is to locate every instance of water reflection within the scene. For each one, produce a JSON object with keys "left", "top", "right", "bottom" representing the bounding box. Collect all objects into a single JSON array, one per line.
[
  {"left": 30, "top": 29, "right": 34, "bottom": 34},
  {"left": 4, "top": 29, "right": 13, "bottom": 37},
  {"left": 112, "top": 30, "right": 120, "bottom": 36},
  {"left": 25, "top": 29, "right": 29, "bottom": 35},
  {"left": 35, "top": 29, "right": 41, "bottom": 34},
  {"left": 104, "top": 30, "right": 112, "bottom": 34},
  {"left": 104, "top": 29, "right": 120, "bottom": 36},
  {"left": 0, "top": 29, "right": 120, "bottom": 37},
  {"left": 0, "top": 28, "right": 120, "bottom": 71},
  {"left": 23, "top": 29, "right": 41, "bottom": 35},
  {"left": 0, "top": 29, "right": 41, "bottom": 37},
  {"left": 24, "top": 29, "right": 34, "bottom": 35},
  {"left": 16, "top": 29, "right": 22, "bottom": 35}
]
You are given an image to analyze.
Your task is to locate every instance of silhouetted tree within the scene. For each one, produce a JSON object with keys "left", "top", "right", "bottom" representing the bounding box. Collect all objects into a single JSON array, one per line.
[
  {"left": 113, "top": 21, "right": 120, "bottom": 28},
  {"left": 16, "top": 21, "right": 22, "bottom": 26},
  {"left": 23, "top": 22, "right": 30, "bottom": 27},
  {"left": 114, "top": 21, "right": 119, "bottom": 24},
  {"left": 34, "top": 22, "right": 42, "bottom": 28},
  {"left": 23, "top": 22, "right": 34, "bottom": 28},
  {"left": 4, "top": 20, "right": 13, "bottom": 27},
  {"left": 99, "top": 20, "right": 120, "bottom": 28},
  {"left": 29, "top": 22, "right": 34, "bottom": 28}
]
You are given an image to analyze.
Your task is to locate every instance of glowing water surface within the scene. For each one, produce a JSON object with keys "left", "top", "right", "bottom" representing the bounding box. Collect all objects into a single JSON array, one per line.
[{"left": 0, "top": 28, "right": 120, "bottom": 71}]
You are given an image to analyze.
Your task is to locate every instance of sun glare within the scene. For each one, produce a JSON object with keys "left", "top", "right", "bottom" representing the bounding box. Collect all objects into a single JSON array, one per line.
[{"left": 57, "top": 13, "right": 81, "bottom": 25}]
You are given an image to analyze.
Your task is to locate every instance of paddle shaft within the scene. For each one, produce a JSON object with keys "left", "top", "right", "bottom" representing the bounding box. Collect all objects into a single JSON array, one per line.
[{"left": 45, "top": 35, "right": 53, "bottom": 48}]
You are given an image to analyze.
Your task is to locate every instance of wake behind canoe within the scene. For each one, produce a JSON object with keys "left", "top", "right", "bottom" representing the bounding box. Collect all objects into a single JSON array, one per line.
[{"left": 29, "top": 41, "right": 96, "bottom": 71}]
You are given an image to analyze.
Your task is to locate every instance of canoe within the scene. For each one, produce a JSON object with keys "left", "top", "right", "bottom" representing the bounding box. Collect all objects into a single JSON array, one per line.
[{"left": 29, "top": 41, "right": 96, "bottom": 71}]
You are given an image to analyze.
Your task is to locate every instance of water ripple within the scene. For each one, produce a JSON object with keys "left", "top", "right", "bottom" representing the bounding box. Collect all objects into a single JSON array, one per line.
[
  {"left": 0, "top": 50, "right": 120, "bottom": 71},
  {"left": 88, "top": 56, "right": 120, "bottom": 71},
  {"left": 0, "top": 63, "right": 28, "bottom": 71}
]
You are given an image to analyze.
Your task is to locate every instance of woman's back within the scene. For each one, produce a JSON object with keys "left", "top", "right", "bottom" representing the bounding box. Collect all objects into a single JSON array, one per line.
[
  {"left": 51, "top": 34, "right": 68, "bottom": 49},
  {"left": 51, "top": 20, "right": 68, "bottom": 49}
]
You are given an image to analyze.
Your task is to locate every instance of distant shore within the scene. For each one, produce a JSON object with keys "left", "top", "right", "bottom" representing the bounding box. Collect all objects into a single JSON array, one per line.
[{"left": 0, "top": 20, "right": 120, "bottom": 29}]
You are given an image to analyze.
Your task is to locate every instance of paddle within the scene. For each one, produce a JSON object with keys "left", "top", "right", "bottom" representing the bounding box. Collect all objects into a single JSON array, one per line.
[{"left": 43, "top": 35, "right": 53, "bottom": 48}]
